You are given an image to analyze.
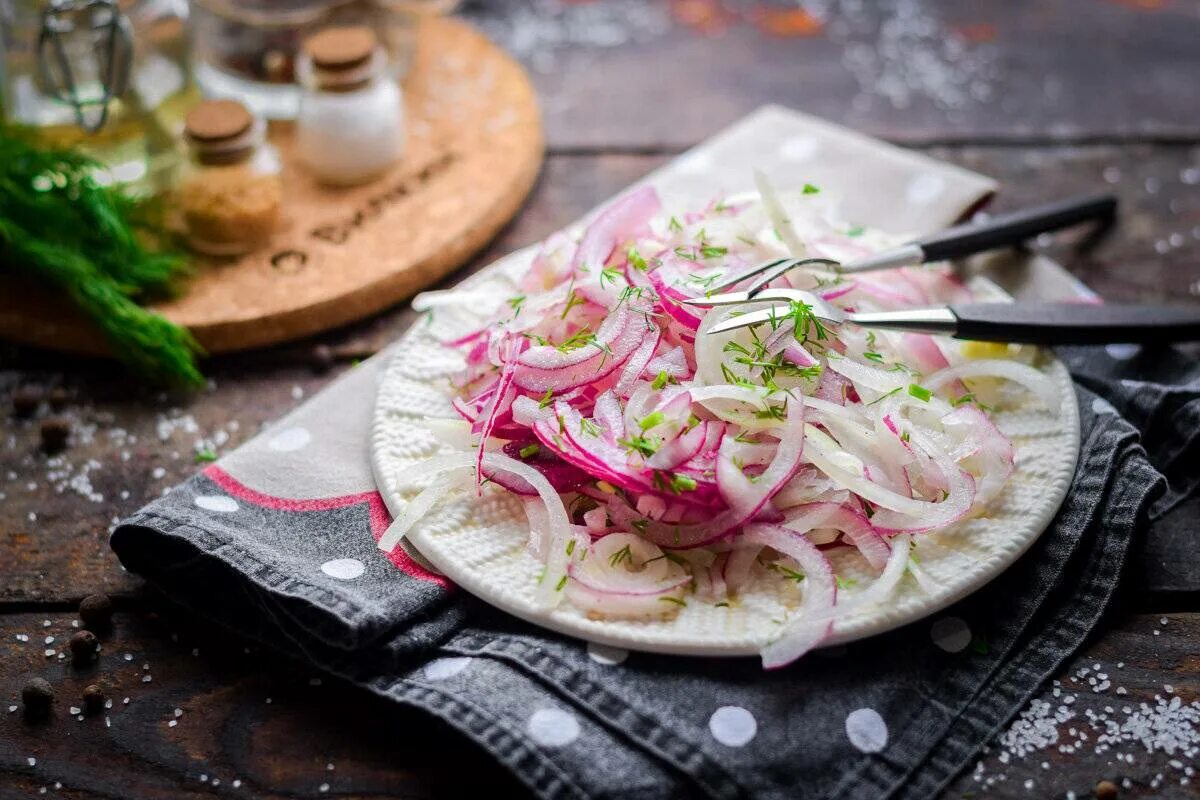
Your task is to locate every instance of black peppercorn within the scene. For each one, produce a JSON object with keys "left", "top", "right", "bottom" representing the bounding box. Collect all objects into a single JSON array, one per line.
[
  {"left": 39, "top": 416, "right": 71, "bottom": 454},
  {"left": 79, "top": 593, "right": 113, "bottom": 629},
  {"left": 47, "top": 387, "right": 70, "bottom": 411},
  {"left": 69, "top": 629, "right": 99, "bottom": 663},
  {"left": 21, "top": 677, "right": 54, "bottom": 717},
  {"left": 82, "top": 684, "right": 105, "bottom": 714},
  {"left": 310, "top": 343, "right": 335, "bottom": 374},
  {"left": 12, "top": 387, "right": 42, "bottom": 418}
]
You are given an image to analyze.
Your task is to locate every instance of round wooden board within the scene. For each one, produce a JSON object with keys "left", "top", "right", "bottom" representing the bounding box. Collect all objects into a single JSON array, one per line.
[{"left": 0, "top": 16, "right": 543, "bottom": 356}]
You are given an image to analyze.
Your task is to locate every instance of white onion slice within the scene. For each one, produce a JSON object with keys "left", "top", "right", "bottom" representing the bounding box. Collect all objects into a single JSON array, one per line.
[
  {"left": 753, "top": 171, "right": 806, "bottom": 257},
  {"left": 924, "top": 359, "right": 1059, "bottom": 410},
  {"left": 742, "top": 523, "right": 836, "bottom": 668},
  {"left": 379, "top": 452, "right": 573, "bottom": 609},
  {"left": 566, "top": 533, "right": 690, "bottom": 618}
]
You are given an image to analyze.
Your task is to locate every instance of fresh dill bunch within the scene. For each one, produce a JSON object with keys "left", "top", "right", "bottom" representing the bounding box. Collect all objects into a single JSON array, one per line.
[{"left": 0, "top": 125, "right": 203, "bottom": 388}]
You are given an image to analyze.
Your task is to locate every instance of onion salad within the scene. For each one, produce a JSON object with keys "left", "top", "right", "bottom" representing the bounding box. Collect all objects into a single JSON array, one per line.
[{"left": 381, "top": 177, "right": 1061, "bottom": 669}]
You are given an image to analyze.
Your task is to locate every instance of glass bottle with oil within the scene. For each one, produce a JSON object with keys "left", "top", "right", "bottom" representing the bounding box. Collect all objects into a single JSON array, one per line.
[{"left": 0, "top": 0, "right": 199, "bottom": 193}]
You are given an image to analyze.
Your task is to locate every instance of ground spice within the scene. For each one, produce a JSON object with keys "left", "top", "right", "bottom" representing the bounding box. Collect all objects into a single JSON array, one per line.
[{"left": 178, "top": 169, "right": 282, "bottom": 254}]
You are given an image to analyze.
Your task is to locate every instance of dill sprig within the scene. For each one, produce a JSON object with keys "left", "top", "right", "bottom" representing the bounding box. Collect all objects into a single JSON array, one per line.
[{"left": 0, "top": 126, "right": 202, "bottom": 388}]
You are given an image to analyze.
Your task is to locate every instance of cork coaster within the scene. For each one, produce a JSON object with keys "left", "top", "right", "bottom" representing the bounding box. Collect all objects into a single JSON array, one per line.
[{"left": 0, "top": 16, "right": 543, "bottom": 355}]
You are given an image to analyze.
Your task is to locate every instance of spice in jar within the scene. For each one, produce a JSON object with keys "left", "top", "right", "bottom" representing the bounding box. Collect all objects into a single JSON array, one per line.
[
  {"left": 296, "top": 26, "right": 404, "bottom": 186},
  {"left": 177, "top": 99, "right": 283, "bottom": 256}
]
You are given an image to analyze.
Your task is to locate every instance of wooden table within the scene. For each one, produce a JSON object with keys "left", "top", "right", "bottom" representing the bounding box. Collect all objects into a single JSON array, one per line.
[{"left": 2, "top": 2, "right": 1198, "bottom": 797}]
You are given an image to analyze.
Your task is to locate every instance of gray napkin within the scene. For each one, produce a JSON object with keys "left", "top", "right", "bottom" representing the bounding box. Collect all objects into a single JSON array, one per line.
[{"left": 112, "top": 107, "right": 1189, "bottom": 799}]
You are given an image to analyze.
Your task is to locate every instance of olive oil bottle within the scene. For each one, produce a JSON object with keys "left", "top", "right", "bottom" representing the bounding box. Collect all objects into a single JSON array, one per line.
[{"left": 0, "top": 0, "right": 198, "bottom": 193}]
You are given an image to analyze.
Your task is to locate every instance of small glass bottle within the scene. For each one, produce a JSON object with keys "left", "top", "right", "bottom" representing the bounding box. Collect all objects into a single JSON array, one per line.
[
  {"left": 176, "top": 98, "right": 282, "bottom": 256},
  {"left": 295, "top": 25, "right": 403, "bottom": 186}
]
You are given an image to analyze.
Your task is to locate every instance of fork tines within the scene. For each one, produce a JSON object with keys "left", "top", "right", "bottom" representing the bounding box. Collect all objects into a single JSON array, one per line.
[{"left": 706, "top": 256, "right": 841, "bottom": 296}]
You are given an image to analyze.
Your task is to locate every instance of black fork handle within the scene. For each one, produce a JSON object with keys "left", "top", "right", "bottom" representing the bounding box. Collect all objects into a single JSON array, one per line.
[
  {"left": 950, "top": 303, "right": 1200, "bottom": 345},
  {"left": 919, "top": 194, "right": 1117, "bottom": 263}
]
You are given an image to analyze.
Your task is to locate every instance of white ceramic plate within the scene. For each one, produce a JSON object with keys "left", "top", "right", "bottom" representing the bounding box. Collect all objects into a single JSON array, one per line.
[{"left": 370, "top": 247, "right": 1080, "bottom": 657}]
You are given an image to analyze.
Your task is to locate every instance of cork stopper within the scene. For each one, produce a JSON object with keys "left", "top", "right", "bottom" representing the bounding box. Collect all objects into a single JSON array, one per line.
[
  {"left": 303, "top": 26, "right": 377, "bottom": 72},
  {"left": 185, "top": 99, "right": 254, "bottom": 145}
]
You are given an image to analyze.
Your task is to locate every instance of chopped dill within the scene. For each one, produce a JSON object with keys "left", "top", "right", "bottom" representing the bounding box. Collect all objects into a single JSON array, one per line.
[
  {"left": 627, "top": 246, "right": 649, "bottom": 272},
  {"left": 669, "top": 474, "right": 697, "bottom": 493},
  {"left": 638, "top": 411, "right": 665, "bottom": 431},
  {"left": 908, "top": 383, "right": 933, "bottom": 402},
  {"left": 619, "top": 436, "right": 657, "bottom": 457},
  {"left": 866, "top": 386, "right": 902, "bottom": 406},
  {"left": 560, "top": 286, "right": 585, "bottom": 319},
  {"left": 774, "top": 564, "right": 806, "bottom": 583},
  {"left": 608, "top": 544, "right": 634, "bottom": 568}
]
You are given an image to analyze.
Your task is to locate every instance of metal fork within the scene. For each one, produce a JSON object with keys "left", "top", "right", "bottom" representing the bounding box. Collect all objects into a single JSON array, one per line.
[
  {"left": 683, "top": 288, "right": 1200, "bottom": 345},
  {"left": 702, "top": 193, "right": 1117, "bottom": 297}
]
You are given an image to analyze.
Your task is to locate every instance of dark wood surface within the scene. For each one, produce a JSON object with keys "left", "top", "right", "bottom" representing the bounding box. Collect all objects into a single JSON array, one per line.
[{"left": 3, "top": 2, "right": 1200, "bottom": 798}]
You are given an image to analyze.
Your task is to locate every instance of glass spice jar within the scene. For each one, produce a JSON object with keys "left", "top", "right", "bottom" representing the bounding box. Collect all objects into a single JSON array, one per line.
[
  {"left": 295, "top": 25, "right": 402, "bottom": 186},
  {"left": 188, "top": 0, "right": 456, "bottom": 121},
  {"left": 176, "top": 98, "right": 282, "bottom": 255}
]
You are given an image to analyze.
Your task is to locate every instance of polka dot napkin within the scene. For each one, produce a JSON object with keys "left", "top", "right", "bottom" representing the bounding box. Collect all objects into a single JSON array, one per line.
[{"left": 111, "top": 107, "right": 1189, "bottom": 800}]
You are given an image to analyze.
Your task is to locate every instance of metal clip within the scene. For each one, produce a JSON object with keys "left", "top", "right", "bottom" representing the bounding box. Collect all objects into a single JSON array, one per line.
[{"left": 36, "top": 0, "right": 131, "bottom": 133}]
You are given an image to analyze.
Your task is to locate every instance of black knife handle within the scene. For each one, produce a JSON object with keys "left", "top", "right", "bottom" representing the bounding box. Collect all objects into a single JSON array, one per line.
[
  {"left": 949, "top": 303, "right": 1200, "bottom": 345},
  {"left": 919, "top": 194, "right": 1117, "bottom": 263}
]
